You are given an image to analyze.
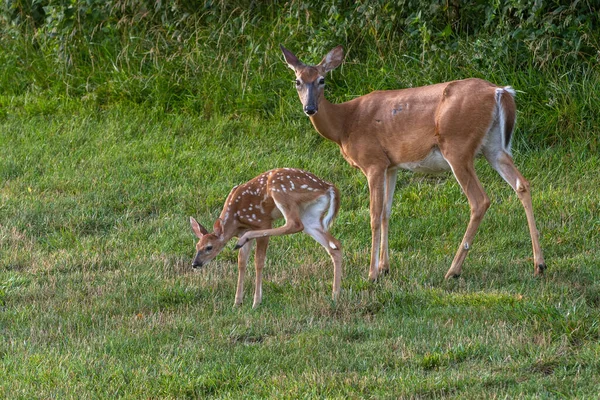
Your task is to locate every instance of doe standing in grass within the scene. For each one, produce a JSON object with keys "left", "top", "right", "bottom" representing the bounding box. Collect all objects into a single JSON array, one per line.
[
  {"left": 280, "top": 44, "right": 546, "bottom": 281},
  {"left": 190, "top": 168, "right": 342, "bottom": 308}
]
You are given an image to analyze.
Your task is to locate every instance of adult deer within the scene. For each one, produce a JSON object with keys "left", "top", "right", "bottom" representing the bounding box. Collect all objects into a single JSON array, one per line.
[
  {"left": 189, "top": 168, "right": 342, "bottom": 308},
  {"left": 280, "top": 44, "right": 546, "bottom": 281}
]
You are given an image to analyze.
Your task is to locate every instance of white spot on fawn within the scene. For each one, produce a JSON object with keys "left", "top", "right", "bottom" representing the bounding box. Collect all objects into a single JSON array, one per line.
[{"left": 329, "top": 241, "right": 337, "bottom": 250}]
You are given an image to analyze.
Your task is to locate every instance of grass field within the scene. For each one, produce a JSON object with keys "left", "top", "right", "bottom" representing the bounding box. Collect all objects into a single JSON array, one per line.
[
  {"left": 1, "top": 2, "right": 599, "bottom": 396},
  {"left": 1, "top": 94, "right": 599, "bottom": 397}
]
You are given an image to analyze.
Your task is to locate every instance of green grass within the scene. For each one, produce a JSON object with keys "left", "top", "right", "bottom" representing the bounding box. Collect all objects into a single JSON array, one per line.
[
  {"left": 2, "top": 2, "right": 599, "bottom": 396},
  {"left": 1, "top": 98, "right": 599, "bottom": 397}
]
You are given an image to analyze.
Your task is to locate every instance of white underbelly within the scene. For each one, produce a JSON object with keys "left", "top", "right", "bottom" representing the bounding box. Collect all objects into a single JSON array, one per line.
[{"left": 396, "top": 148, "right": 450, "bottom": 174}]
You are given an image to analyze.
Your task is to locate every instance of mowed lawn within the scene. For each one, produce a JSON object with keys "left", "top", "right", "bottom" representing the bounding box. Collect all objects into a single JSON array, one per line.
[{"left": 1, "top": 102, "right": 599, "bottom": 398}]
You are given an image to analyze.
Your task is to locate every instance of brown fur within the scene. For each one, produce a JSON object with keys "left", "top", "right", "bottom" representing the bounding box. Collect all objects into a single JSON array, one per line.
[
  {"left": 190, "top": 168, "right": 343, "bottom": 307},
  {"left": 281, "top": 45, "right": 546, "bottom": 280}
]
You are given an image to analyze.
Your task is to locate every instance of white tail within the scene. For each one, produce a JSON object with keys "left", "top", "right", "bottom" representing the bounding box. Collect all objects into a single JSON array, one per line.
[
  {"left": 281, "top": 44, "right": 546, "bottom": 280},
  {"left": 190, "top": 168, "right": 342, "bottom": 308}
]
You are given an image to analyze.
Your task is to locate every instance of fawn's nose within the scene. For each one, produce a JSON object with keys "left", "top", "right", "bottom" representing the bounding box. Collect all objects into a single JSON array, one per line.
[{"left": 192, "top": 260, "right": 203, "bottom": 269}]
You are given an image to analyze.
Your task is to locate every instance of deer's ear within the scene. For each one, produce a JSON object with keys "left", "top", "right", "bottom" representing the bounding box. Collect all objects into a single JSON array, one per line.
[
  {"left": 318, "top": 45, "right": 344, "bottom": 73},
  {"left": 190, "top": 216, "right": 208, "bottom": 238},
  {"left": 213, "top": 218, "right": 224, "bottom": 238},
  {"left": 280, "top": 44, "right": 305, "bottom": 71}
]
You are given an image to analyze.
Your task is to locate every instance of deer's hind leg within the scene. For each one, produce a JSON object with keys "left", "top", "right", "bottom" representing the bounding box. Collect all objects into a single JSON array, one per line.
[
  {"left": 484, "top": 150, "right": 546, "bottom": 275},
  {"left": 443, "top": 155, "right": 491, "bottom": 279},
  {"left": 300, "top": 197, "right": 343, "bottom": 301}
]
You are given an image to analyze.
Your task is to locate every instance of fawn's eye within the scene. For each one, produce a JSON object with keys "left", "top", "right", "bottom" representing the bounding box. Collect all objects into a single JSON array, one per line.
[
  {"left": 205, "top": 245, "right": 213, "bottom": 252},
  {"left": 318, "top": 77, "right": 325, "bottom": 85},
  {"left": 295, "top": 79, "right": 301, "bottom": 86}
]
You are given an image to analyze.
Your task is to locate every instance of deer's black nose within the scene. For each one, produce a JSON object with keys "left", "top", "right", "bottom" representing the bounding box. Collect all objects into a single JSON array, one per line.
[
  {"left": 304, "top": 106, "right": 317, "bottom": 116},
  {"left": 192, "top": 261, "right": 203, "bottom": 269}
]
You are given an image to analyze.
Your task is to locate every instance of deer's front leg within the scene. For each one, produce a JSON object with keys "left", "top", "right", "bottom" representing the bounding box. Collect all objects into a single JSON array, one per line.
[
  {"left": 252, "top": 237, "right": 269, "bottom": 308},
  {"left": 366, "top": 169, "right": 386, "bottom": 282},
  {"left": 235, "top": 205, "right": 303, "bottom": 250},
  {"left": 235, "top": 239, "right": 253, "bottom": 307},
  {"left": 379, "top": 168, "right": 398, "bottom": 275}
]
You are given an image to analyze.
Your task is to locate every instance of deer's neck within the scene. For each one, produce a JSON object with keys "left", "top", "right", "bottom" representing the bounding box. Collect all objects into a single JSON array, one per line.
[
  {"left": 309, "top": 98, "right": 347, "bottom": 145},
  {"left": 219, "top": 190, "right": 246, "bottom": 240}
]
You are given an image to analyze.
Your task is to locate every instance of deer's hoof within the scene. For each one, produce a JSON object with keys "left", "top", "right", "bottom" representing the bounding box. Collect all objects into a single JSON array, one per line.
[
  {"left": 444, "top": 271, "right": 461, "bottom": 280},
  {"left": 535, "top": 263, "right": 547, "bottom": 276}
]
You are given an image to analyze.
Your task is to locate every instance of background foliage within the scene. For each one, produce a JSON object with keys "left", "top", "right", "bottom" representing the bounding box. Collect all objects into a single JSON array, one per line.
[{"left": 1, "top": 0, "right": 599, "bottom": 147}]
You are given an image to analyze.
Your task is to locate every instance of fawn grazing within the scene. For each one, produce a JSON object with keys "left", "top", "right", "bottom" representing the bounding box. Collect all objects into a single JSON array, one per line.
[
  {"left": 190, "top": 168, "right": 342, "bottom": 308},
  {"left": 281, "top": 44, "right": 546, "bottom": 281}
]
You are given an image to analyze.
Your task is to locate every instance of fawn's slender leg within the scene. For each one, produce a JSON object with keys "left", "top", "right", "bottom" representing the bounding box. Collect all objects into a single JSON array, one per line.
[
  {"left": 235, "top": 197, "right": 304, "bottom": 248},
  {"left": 303, "top": 227, "right": 343, "bottom": 300},
  {"left": 252, "top": 237, "right": 269, "bottom": 308},
  {"left": 235, "top": 239, "right": 253, "bottom": 306}
]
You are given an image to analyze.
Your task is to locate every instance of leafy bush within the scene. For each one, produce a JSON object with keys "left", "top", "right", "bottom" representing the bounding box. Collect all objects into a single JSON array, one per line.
[{"left": 1, "top": 1, "right": 598, "bottom": 147}]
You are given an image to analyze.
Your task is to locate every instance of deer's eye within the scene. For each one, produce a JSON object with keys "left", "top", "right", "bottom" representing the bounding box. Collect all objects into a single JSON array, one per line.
[
  {"left": 295, "top": 79, "right": 301, "bottom": 87},
  {"left": 318, "top": 77, "right": 325, "bottom": 85},
  {"left": 205, "top": 245, "right": 213, "bottom": 252}
]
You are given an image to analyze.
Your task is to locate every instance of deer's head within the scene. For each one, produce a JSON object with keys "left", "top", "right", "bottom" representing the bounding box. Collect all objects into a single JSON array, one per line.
[
  {"left": 280, "top": 45, "right": 344, "bottom": 116},
  {"left": 189, "top": 216, "right": 227, "bottom": 269}
]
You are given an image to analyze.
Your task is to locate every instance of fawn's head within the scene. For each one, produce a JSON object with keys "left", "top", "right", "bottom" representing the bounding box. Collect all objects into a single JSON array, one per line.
[
  {"left": 280, "top": 45, "right": 344, "bottom": 116},
  {"left": 189, "top": 216, "right": 228, "bottom": 268}
]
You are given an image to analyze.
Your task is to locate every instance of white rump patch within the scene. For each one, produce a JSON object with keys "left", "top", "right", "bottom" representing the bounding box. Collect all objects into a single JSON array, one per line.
[
  {"left": 503, "top": 86, "right": 516, "bottom": 97},
  {"left": 322, "top": 187, "right": 337, "bottom": 229},
  {"left": 300, "top": 194, "right": 330, "bottom": 232}
]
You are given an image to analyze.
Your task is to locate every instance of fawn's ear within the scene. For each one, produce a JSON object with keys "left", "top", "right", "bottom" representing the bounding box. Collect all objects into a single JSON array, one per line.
[
  {"left": 280, "top": 44, "right": 305, "bottom": 71},
  {"left": 190, "top": 216, "right": 208, "bottom": 238},
  {"left": 213, "top": 218, "right": 224, "bottom": 238},
  {"left": 318, "top": 45, "right": 344, "bottom": 73}
]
